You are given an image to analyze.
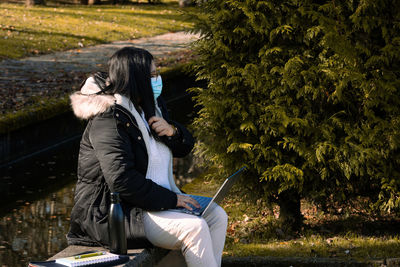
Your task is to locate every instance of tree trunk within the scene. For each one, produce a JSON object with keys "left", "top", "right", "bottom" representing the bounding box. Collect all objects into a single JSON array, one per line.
[
  {"left": 179, "top": 0, "right": 192, "bottom": 7},
  {"left": 277, "top": 190, "right": 303, "bottom": 231},
  {"left": 87, "top": 0, "right": 101, "bottom": 5},
  {"left": 196, "top": 0, "right": 207, "bottom": 5},
  {"left": 26, "top": 0, "right": 45, "bottom": 6}
]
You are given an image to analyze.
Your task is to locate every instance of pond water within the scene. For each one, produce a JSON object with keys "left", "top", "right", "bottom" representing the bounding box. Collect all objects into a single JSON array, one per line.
[{"left": 0, "top": 138, "right": 203, "bottom": 267}]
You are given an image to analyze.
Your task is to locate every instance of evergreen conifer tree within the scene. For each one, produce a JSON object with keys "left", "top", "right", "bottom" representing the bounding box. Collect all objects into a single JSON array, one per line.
[{"left": 190, "top": 0, "right": 400, "bottom": 226}]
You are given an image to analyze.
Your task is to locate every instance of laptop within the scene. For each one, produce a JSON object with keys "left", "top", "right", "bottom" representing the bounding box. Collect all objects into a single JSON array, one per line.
[{"left": 170, "top": 167, "right": 246, "bottom": 217}]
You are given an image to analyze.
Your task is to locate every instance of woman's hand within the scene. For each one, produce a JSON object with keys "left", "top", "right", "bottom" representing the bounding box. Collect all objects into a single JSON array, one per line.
[
  {"left": 176, "top": 194, "right": 201, "bottom": 211},
  {"left": 148, "top": 116, "right": 176, "bottom": 137}
]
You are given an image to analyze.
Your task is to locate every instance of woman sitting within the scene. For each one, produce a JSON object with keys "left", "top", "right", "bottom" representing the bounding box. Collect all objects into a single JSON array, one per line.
[{"left": 67, "top": 47, "right": 228, "bottom": 267}]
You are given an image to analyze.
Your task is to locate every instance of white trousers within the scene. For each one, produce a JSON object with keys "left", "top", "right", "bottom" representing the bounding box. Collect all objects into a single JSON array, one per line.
[{"left": 143, "top": 205, "right": 228, "bottom": 267}]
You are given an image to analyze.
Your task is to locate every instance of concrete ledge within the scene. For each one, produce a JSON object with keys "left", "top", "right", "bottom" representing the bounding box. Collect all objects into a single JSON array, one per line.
[
  {"left": 0, "top": 111, "right": 84, "bottom": 166},
  {"left": 49, "top": 247, "right": 400, "bottom": 267},
  {"left": 48, "top": 245, "right": 169, "bottom": 267}
]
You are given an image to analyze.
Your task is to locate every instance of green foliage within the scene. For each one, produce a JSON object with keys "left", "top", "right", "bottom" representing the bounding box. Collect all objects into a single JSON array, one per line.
[{"left": 189, "top": 0, "right": 400, "bottom": 212}]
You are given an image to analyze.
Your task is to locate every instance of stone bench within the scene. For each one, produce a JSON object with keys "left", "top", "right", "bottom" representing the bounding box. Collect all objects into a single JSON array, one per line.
[
  {"left": 48, "top": 246, "right": 169, "bottom": 267},
  {"left": 47, "top": 245, "right": 186, "bottom": 267},
  {"left": 48, "top": 246, "right": 400, "bottom": 266}
]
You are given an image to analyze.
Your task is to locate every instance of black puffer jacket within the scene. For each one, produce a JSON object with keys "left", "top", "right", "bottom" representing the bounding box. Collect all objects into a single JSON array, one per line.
[{"left": 67, "top": 84, "right": 194, "bottom": 248}]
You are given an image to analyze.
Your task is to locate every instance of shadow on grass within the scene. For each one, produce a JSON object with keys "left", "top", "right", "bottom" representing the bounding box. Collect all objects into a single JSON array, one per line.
[
  {"left": 0, "top": 2, "right": 190, "bottom": 20},
  {"left": 45, "top": 1, "right": 180, "bottom": 7},
  {"left": 0, "top": 4, "right": 192, "bottom": 36},
  {"left": 305, "top": 215, "right": 400, "bottom": 238},
  {"left": 25, "top": 7, "right": 190, "bottom": 26},
  {"left": 2, "top": 27, "right": 105, "bottom": 43}
]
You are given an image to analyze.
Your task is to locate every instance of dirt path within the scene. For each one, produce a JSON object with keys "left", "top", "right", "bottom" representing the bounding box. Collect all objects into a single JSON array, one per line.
[{"left": 0, "top": 31, "right": 199, "bottom": 114}]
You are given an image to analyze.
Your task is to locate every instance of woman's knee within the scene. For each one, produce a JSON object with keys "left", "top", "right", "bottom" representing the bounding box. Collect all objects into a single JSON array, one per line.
[
  {"left": 190, "top": 217, "right": 209, "bottom": 233},
  {"left": 213, "top": 205, "right": 228, "bottom": 225},
  {"left": 180, "top": 217, "right": 210, "bottom": 244}
]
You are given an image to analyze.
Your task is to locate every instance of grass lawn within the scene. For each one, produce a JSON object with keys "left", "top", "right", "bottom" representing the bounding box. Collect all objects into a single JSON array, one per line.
[
  {"left": 0, "top": 0, "right": 195, "bottom": 60},
  {"left": 182, "top": 173, "right": 400, "bottom": 262}
]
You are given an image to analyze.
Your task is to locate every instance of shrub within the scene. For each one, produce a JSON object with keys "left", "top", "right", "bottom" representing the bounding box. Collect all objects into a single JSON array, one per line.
[{"left": 189, "top": 0, "right": 400, "bottom": 226}]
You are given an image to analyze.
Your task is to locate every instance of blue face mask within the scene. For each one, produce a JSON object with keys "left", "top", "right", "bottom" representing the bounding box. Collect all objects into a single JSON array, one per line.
[{"left": 151, "top": 75, "right": 163, "bottom": 99}]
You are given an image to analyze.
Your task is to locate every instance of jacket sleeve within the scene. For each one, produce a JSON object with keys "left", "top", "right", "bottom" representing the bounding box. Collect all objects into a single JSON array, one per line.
[
  {"left": 160, "top": 120, "right": 195, "bottom": 158},
  {"left": 157, "top": 97, "right": 195, "bottom": 158},
  {"left": 89, "top": 115, "right": 177, "bottom": 211}
]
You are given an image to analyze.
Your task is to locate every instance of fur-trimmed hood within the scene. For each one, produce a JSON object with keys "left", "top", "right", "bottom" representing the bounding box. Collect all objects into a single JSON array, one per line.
[{"left": 70, "top": 77, "right": 115, "bottom": 120}]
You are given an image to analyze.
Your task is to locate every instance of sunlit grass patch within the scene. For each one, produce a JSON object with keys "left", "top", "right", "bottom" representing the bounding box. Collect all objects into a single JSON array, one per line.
[
  {"left": 0, "top": 1, "right": 195, "bottom": 59},
  {"left": 182, "top": 175, "right": 400, "bottom": 261},
  {"left": 224, "top": 235, "right": 400, "bottom": 261}
]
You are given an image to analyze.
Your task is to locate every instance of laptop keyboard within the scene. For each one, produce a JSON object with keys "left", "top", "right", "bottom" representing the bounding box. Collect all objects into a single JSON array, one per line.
[
  {"left": 181, "top": 194, "right": 212, "bottom": 214},
  {"left": 171, "top": 194, "right": 213, "bottom": 215}
]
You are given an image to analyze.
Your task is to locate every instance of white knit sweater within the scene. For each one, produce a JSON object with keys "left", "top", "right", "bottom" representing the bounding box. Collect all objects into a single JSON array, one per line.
[{"left": 114, "top": 94, "right": 181, "bottom": 194}]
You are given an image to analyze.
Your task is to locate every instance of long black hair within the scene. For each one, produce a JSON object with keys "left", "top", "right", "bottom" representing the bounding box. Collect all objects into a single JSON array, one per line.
[{"left": 107, "top": 47, "right": 156, "bottom": 121}]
